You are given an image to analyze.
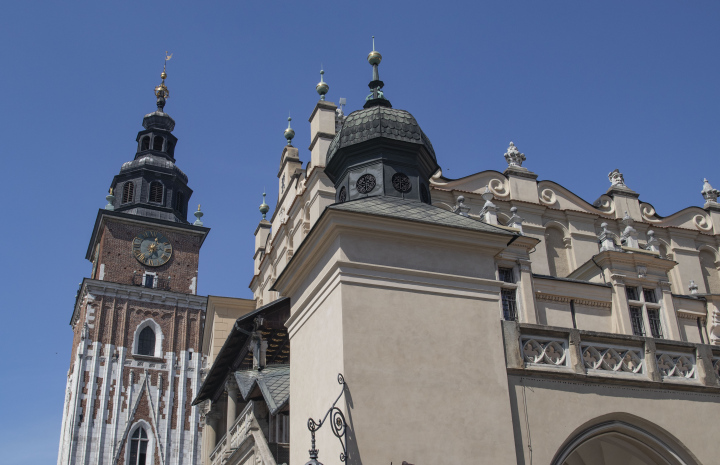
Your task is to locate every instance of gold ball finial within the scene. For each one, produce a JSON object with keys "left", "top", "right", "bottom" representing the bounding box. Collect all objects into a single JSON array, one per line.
[{"left": 161, "top": 71, "right": 167, "bottom": 80}]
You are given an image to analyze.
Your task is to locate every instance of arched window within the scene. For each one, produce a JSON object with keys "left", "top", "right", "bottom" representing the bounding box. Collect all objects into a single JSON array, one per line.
[
  {"left": 153, "top": 136, "right": 163, "bottom": 151},
  {"left": 149, "top": 182, "right": 163, "bottom": 203},
  {"left": 176, "top": 191, "right": 185, "bottom": 215},
  {"left": 129, "top": 427, "right": 149, "bottom": 465},
  {"left": 545, "top": 228, "right": 570, "bottom": 278},
  {"left": 140, "top": 136, "right": 150, "bottom": 151},
  {"left": 122, "top": 182, "right": 135, "bottom": 204},
  {"left": 699, "top": 250, "right": 720, "bottom": 294},
  {"left": 138, "top": 327, "right": 155, "bottom": 356}
]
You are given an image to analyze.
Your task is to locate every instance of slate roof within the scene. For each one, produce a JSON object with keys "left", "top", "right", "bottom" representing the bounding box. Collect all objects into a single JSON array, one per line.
[
  {"left": 234, "top": 364, "right": 290, "bottom": 415},
  {"left": 326, "top": 106, "right": 436, "bottom": 165},
  {"left": 328, "top": 196, "right": 517, "bottom": 236}
]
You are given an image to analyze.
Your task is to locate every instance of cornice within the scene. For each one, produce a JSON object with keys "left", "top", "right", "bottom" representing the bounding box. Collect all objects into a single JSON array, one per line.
[{"left": 535, "top": 292, "right": 611, "bottom": 309}]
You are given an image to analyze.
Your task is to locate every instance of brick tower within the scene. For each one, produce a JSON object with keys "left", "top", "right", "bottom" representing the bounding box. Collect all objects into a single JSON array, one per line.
[{"left": 57, "top": 65, "right": 209, "bottom": 465}]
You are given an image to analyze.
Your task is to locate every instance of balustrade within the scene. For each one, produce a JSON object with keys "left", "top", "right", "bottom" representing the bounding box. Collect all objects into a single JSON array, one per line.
[
  {"left": 581, "top": 343, "right": 644, "bottom": 375},
  {"left": 208, "top": 402, "right": 256, "bottom": 465}
]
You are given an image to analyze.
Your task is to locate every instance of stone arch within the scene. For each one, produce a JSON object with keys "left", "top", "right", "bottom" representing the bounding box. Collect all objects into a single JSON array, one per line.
[
  {"left": 543, "top": 221, "right": 571, "bottom": 278},
  {"left": 698, "top": 246, "right": 720, "bottom": 294},
  {"left": 551, "top": 414, "right": 700, "bottom": 465},
  {"left": 125, "top": 419, "right": 156, "bottom": 465},
  {"left": 132, "top": 318, "right": 163, "bottom": 358}
]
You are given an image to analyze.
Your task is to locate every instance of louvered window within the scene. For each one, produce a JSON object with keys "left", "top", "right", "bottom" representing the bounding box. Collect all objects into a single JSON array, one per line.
[
  {"left": 153, "top": 136, "right": 163, "bottom": 151},
  {"left": 138, "top": 327, "right": 155, "bottom": 356},
  {"left": 122, "top": 182, "right": 134, "bottom": 204},
  {"left": 149, "top": 182, "right": 163, "bottom": 203}
]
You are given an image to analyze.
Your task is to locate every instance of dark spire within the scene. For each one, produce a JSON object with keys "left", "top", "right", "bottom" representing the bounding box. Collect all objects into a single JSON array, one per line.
[{"left": 364, "top": 36, "right": 392, "bottom": 109}]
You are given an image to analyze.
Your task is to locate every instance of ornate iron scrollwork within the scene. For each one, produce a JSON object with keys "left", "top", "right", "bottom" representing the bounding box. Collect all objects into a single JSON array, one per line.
[
  {"left": 356, "top": 174, "right": 376, "bottom": 194},
  {"left": 306, "top": 374, "right": 348, "bottom": 464}
]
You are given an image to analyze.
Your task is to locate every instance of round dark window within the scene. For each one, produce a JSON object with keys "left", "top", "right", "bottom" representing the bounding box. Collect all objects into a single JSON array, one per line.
[
  {"left": 356, "top": 174, "right": 376, "bottom": 194},
  {"left": 420, "top": 184, "right": 430, "bottom": 203},
  {"left": 338, "top": 186, "right": 347, "bottom": 203},
  {"left": 392, "top": 173, "right": 412, "bottom": 193}
]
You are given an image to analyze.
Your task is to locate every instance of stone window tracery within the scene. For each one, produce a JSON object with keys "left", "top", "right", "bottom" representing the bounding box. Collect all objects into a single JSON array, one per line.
[
  {"left": 392, "top": 172, "right": 411, "bottom": 193},
  {"left": 129, "top": 426, "right": 149, "bottom": 465}
]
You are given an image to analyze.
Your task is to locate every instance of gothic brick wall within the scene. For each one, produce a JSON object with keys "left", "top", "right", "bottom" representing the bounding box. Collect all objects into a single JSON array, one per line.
[{"left": 96, "top": 218, "right": 202, "bottom": 294}]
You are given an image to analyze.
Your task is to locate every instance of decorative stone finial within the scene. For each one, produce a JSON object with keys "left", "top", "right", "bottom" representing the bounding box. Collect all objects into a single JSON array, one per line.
[
  {"left": 316, "top": 68, "right": 329, "bottom": 100},
  {"left": 507, "top": 207, "right": 524, "bottom": 233},
  {"left": 154, "top": 51, "right": 172, "bottom": 112},
  {"left": 105, "top": 188, "right": 115, "bottom": 211},
  {"left": 598, "top": 222, "right": 617, "bottom": 251},
  {"left": 284, "top": 115, "right": 295, "bottom": 146},
  {"left": 504, "top": 142, "right": 526, "bottom": 168},
  {"left": 621, "top": 211, "right": 639, "bottom": 248},
  {"left": 193, "top": 204, "right": 204, "bottom": 226},
  {"left": 479, "top": 187, "right": 498, "bottom": 224},
  {"left": 701, "top": 178, "right": 719, "bottom": 205},
  {"left": 689, "top": 280, "right": 699, "bottom": 295},
  {"left": 645, "top": 230, "right": 659, "bottom": 252},
  {"left": 259, "top": 192, "right": 269, "bottom": 220},
  {"left": 608, "top": 169, "right": 625, "bottom": 187},
  {"left": 452, "top": 195, "right": 471, "bottom": 217},
  {"left": 364, "top": 36, "right": 390, "bottom": 108}
]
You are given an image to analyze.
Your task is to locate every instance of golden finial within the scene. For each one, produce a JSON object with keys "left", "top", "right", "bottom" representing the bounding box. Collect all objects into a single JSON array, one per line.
[
  {"left": 198, "top": 204, "right": 201, "bottom": 211},
  {"left": 109, "top": 187, "right": 113, "bottom": 195},
  {"left": 154, "top": 51, "right": 172, "bottom": 111}
]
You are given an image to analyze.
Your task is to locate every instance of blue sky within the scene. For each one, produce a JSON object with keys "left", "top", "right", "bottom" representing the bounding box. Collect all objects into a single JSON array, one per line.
[{"left": 1, "top": 1, "right": 719, "bottom": 463}]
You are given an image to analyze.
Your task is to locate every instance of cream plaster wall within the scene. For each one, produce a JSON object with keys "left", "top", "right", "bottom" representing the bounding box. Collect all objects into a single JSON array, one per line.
[
  {"left": 204, "top": 296, "right": 256, "bottom": 365},
  {"left": 573, "top": 305, "right": 612, "bottom": 333},
  {"left": 338, "top": 283, "right": 519, "bottom": 465},
  {"left": 507, "top": 375, "right": 719, "bottom": 465}
]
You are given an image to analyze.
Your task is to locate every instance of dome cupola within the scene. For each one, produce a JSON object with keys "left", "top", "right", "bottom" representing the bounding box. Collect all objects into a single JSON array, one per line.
[{"left": 324, "top": 39, "right": 439, "bottom": 205}]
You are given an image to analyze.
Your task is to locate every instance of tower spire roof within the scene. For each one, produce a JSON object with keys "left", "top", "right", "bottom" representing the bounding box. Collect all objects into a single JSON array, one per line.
[{"left": 364, "top": 36, "right": 391, "bottom": 109}]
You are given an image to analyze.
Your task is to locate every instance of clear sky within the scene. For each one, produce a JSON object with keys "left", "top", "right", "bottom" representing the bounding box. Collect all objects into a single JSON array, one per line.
[{"left": 1, "top": 1, "right": 718, "bottom": 463}]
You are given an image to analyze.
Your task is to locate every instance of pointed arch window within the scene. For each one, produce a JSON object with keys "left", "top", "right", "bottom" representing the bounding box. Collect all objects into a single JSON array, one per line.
[
  {"left": 138, "top": 327, "right": 156, "bottom": 356},
  {"left": 129, "top": 427, "right": 149, "bottom": 465},
  {"left": 153, "top": 136, "right": 164, "bottom": 151},
  {"left": 122, "top": 182, "right": 135, "bottom": 204},
  {"left": 140, "top": 136, "right": 150, "bottom": 151},
  {"left": 149, "top": 182, "right": 163, "bottom": 203}
]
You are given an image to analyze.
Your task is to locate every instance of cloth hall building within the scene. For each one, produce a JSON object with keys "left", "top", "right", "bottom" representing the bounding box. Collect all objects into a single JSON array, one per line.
[{"left": 59, "top": 46, "right": 720, "bottom": 465}]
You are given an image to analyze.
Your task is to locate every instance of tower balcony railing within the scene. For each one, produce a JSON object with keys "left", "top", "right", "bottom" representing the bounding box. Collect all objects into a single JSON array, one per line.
[
  {"left": 502, "top": 321, "right": 720, "bottom": 388},
  {"left": 131, "top": 273, "right": 171, "bottom": 291}
]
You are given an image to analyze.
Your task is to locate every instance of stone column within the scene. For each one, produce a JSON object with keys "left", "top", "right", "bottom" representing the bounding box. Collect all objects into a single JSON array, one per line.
[
  {"left": 659, "top": 280, "right": 681, "bottom": 340},
  {"left": 516, "top": 259, "right": 538, "bottom": 324},
  {"left": 204, "top": 408, "right": 221, "bottom": 464},
  {"left": 226, "top": 378, "right": 239, "bottom": 431},
  {"left": 610, "top": 273, "right": 634, "bottom": 336}
]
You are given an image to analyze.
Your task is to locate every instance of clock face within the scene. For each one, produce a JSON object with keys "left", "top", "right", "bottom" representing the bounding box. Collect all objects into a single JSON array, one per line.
[{"left": 132, "top": 231, "right": 173, "bottom": 267}]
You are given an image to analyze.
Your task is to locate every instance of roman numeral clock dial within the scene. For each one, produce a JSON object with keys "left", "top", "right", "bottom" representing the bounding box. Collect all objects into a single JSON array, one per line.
[{"left": 132, "top": 231, "right": 173, "bottom": 267}]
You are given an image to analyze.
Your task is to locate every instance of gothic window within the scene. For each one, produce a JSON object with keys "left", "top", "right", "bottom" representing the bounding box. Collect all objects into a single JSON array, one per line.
[
  {"left": 129, "top": 427, "right": 149, "bottom": 465},
  {"left": 149, "top": 182, "right": 163, "bottom": 203},
  {"left": 176, "top": 191, "right": 185, "bottom": 215},
  {"left": 140, "top": 136, "right": 149, "bottom": 151},
  {"left": 153, "top": 136, "right": 164, "bottom": 151},
  {"left": 122, "top": 182, "right": 135, "bottom": 204},
  {"left": 699, "top": 250, "right": 720, "bottom": 294},
  {"left": 545, "top": 228, "right": 569, "bottom": 277},
  {"left": 138, "top": 327, "right": 155, "bottom": 356}
]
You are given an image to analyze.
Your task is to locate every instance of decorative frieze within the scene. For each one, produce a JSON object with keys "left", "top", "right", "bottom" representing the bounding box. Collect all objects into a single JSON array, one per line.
[{"left": 535, "top": 292, "right": 611, "bottom": 309}]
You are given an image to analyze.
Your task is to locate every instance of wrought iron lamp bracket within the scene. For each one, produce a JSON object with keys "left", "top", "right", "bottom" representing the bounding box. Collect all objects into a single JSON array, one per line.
[{"left": 306, "top": 373, "right": 347, "bottom": 464}]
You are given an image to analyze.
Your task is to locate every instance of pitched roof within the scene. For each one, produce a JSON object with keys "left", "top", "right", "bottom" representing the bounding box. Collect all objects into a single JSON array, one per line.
[
  {"left": 327, "top": 196, "right": 517, "bottom": 237},
  {"left": 234, "top": 364, "right": 290, "bottom": 415}
]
